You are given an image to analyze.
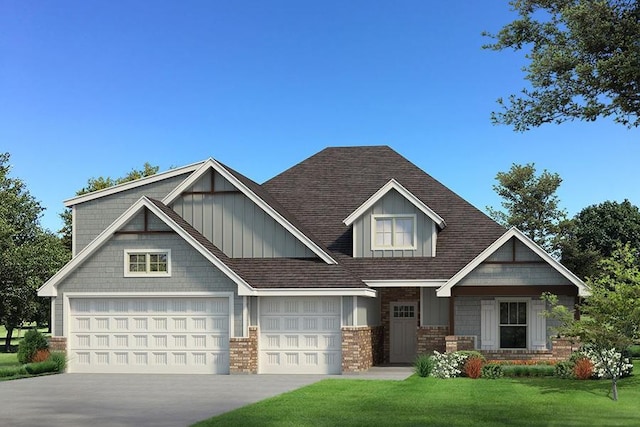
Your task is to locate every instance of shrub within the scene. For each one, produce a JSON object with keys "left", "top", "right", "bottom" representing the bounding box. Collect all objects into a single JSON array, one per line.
[
  {"left": 31, "top": 348, "right": 51, "bottom": 363},
  {"left": 0, "top": 366, "right": 27, "bottom": 378},
  {"left": 502, "top": 365, "right": 554, "bottom": 377},
  {"left": 431, "top": 351, "right": 467, "bottom": 379},
  {"left": 17, "top": 329, "right": 49, "bottom": 364},
  {"left": 628, "top": 345, "right": 640, "bottom": 359},
  {"left": 457, "top": 351, "right": 486, "bottom": 362},
  {"left": 464, "top": 357, "right": 483, "bottom": 379},
  {"left": 573, "top": 357, "right": 594, "bottom": 380},
  {"left": 583, "top": 347, "right": 634, "bottom": 379},
  {"left": 24, "top": 360, "right": 58, "bottom": 375},
  {"left": 48, "top": 352, "right": 66, "bottom": 373},
  {"left": 554, "top": 361, "right": 575, "bottom": 379},
  {"left": 481, "top": 363, "right": 503, "bottom": 379},
  {"left": 414, "top": 355, "right": 434, "bottom": 377}
]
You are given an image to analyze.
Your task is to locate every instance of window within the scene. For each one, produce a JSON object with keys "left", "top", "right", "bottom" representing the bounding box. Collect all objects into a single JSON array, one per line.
[
  {"left": 372, "top": 215, "right": 416, "bottom": 250},
  {"left": 499, "top": 301, "right": 527, "bottom": 348},
  {"left": 393, "top": 304, "right": 415, "bottom": 318},
  {"left": 124, "top": 250, "right": 171, "bottom": 277}
]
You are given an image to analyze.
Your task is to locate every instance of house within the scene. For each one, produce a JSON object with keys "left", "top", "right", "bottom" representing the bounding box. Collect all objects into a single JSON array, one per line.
[{"left": 38, "top": 146, "right": 587, "bottom": 374}]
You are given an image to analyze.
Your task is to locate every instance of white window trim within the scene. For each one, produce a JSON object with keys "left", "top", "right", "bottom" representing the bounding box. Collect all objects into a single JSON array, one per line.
[
  {"left": 496, "top": 297, "right": 530, "bottom": 350},
  {"left": 124, "top": 249, "right": 172, "bottom": 277},
  {"left": 371, "top": 214, "right": 417, "bottom": 251}
]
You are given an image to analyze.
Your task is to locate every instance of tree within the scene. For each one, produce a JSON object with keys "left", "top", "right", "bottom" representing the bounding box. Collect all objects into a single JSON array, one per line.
[
  {"left": 544, "top": 243, "right": 640, "bottom": 400},
  {"left": 487, "top": 163, "right": 566, "bottom": 252},
  {"left": 59, "top": 162, "right": 159, "bottom": 251},
  {"left": 560, "top": 200, "right": 640, "bottom": 278},
  {"left": 0, "top": 153, "right": 69, "bottom": 351},
  {"left": 485, "top": 0, "right": 640, "bottom": 130}
]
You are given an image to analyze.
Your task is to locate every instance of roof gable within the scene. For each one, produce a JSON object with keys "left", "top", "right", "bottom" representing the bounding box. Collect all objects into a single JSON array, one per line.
[
  {"left": 162, "top": 158, "right": 337, "bottom": 264},
  {"left": 436, "top": 227, "right": 589, "bottom": 297},
  {"left": 38, "top": 197, "right": 253, "bottom": 297},
  {"left": 343, "top": 178, "right": 446, "bottom": 228}
]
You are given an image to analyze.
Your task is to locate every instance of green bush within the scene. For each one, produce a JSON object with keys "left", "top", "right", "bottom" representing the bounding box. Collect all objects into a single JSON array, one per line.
[
  {"left": 0, "top": 366, "right": 27, "bottom": 378},
  {"left": 17, "top": 329, "right": 49, "bottom": 364},
  {"left": 628, "top": 345, "right": 640, "bottom": 359},
  {"left": 554, "top": 361, "right": 575, "bottom": 379},
  {"left": 414, "top": 355, "right": 435, "bottom": 378},
  {"left": 481, "top": 363, "right": 503, "bottom": 379},
  {"left": 24, "top": 360, "right": 58, "bottom": 375},
  {"left": 457, "top": 351, "right": 486, "bottom": 362},
  {"left": 48, "top": 352, "right": 66, "bottom": 372},
  {"left": 503, "top": 365, "right": 555, "bottom": 377}
]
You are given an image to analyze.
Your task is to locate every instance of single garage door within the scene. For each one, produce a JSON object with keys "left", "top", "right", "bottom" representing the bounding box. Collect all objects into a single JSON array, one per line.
[
  {"left": 259, "top": 296, "right": 342, "bottom": 374},
  {"left": 68, "top": 297, "right": 229, "bottom": 374}
]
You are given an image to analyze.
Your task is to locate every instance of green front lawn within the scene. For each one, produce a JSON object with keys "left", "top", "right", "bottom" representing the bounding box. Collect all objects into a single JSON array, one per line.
[
  {"left": 194, "top": 361, "right": 640, "bottom": 427},
  {"left": 0, "top": 353, "right": 19, "bottom": 368}
]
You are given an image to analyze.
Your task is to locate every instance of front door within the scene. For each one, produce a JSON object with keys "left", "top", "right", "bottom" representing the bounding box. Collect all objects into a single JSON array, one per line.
[{"left": 390, "top": 302, "right": 417, "bottom": 363}]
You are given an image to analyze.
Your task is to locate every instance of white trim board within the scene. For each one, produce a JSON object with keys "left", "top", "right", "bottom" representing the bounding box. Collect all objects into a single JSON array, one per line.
[
  {"left": 436, "top": 227, "right": 588, "bottom": 297},
  {"left": 162, "top": 158, "right": 337, "bottom": 265},
  {"left": 343, "top": 179, "right": 446, "bottom": 228},
  {"left": 239, "top": 288, "right": 377, "bottom": 297},
  {"left": 365, "top": 279, "right": 447, "bottom": 288}
]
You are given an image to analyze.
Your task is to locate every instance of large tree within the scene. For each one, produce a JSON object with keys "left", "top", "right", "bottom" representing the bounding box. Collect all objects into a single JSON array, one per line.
[
  {"left": 60, "top": 162, "right": 159, "bottom": 251},
  {"left": 485, "top": 0, "right": 640, "bottom": 130},
  {"left": 488, "top": 163, "right": 566, "bottom": 252},
  {"left": 560, "top": 199, "right": 640, "bottom": 278},
  {"left": 0, "top": 153, "right": 69, "bottom": 351},
  {"left": 545, "top": 243, "right": 640, "bottom": 400}
]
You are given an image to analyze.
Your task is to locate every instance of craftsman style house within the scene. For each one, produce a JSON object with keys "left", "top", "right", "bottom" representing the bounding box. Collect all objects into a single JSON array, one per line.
[{"left": 39, "top": 146, "right": 586, "bottom": 374}]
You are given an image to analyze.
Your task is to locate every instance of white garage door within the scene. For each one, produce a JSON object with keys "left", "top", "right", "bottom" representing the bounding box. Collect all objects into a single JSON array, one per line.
[
  {"left": 68, "top": 297, "right": 230, "bottom": 374},
  {"left": 259, "top": 297, "right": 342, "bottom": 374}
]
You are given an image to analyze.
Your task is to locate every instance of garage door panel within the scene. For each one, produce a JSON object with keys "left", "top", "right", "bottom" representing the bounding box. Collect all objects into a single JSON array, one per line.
[
  {"left": 259, "top": 297, "right": 342, "bottom": 374},
  {"left": 68, "top": 297, "right": 230, "bottom": 374}
]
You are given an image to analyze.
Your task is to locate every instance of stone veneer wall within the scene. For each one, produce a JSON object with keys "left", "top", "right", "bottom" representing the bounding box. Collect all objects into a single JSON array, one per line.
[
  {"left": 48, "top": 337, "right": 67, "bottom": 353},
  {"left": 341, "top": 326, "right": 383, "bottom": 372},
  {"left": 229, "top": 326, "right": 258, "bottom": 374},
  {"left": 417, "top": 326, "right": 448, "bottom": 355},
  {"left": 380, "top": 287, "right": 420, "bottom": 363},
  {"left": 445, "top": 335, "right": 475, "bottom": 353}
]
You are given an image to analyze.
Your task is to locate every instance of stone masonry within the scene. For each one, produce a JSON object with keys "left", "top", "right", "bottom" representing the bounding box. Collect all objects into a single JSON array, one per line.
[
  {"left": 229, "top": 326, "right": 258, "bottom": 374},
  {"left": 341, "top": 326, "right": 383, "bottom": 372},
  {"left": 417, "top": 326, "right": 448, "bottom": 355},
  {"left": 48, "top": 336, "right": 67, "bottom": 353}
]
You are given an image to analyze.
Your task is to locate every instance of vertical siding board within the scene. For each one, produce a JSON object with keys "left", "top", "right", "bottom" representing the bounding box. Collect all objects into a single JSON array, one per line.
[
  {"left": 232, "top": 194, "right": 243, "bottom": 257},
  {"left": 263, "top": 216, "right": 274, "bottom": 258},
  {"left": 253, "top": 208, "right": 264, "bottom": 258},
  {"left": 242, "top": 198, "right": 253, "bottom": 257},
  {"left": 222, "top": 195, "right": 233, "bottom": 256}
]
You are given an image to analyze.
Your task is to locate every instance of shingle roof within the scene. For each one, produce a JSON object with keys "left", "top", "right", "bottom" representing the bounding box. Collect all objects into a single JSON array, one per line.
[{"left": 262, "top": 146, "right": 506, "bottom": 280}]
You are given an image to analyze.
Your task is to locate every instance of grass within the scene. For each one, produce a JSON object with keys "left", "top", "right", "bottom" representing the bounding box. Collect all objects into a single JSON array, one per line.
[
  {"left": 0, "top": 353, "right": 19, "bottom": 368},
  {"left": 193, "top": 361, "right": 640, "bottom": 427}
]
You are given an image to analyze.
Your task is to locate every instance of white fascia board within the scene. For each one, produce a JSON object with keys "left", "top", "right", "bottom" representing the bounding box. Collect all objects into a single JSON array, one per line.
[
  {"left": 162, "top": 158, "right": 338, "bottom": 265},
  {"left": 63, "top": 161, "right": 204, "bottom": 207},
  {"left": 365, "top": 279, "right": 447, "bottom": 288},
  {"left": 343, "top": 179, "right": 446, "bottom": 228},
  {"left": 237, "top": 287, "right": 378, "bottom": 297},
  {"left": 38, "top": 197, "right": 256, "bottom": 297},
  {"left": 436, "top": 227, "right": 589, "bottom": 297}
]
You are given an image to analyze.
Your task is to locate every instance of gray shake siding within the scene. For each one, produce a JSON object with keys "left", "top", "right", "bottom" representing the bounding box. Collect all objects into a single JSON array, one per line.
[
  {"left": 74, "top": 174, "right": 190, "bottom": 253},
  {"left": 171, "top": 170, "right": 314, "bottom": 258},
  {"left": 56, "top": 233, "right": 243, "bottom": 337},
  {"left": 352, "top": 189, "right": 435, "bottom": 258},
  {"left": 421, "top": 288, "right": 449, "bottom": 326}
]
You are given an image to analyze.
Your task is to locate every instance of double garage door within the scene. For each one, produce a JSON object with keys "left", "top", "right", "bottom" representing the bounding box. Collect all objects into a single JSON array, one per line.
[
  {"left": 68, "top": 297, "right": 230, "bottom": 374},
  {"left": 259, "top": 296, "right": 342, "bottom": 374}
]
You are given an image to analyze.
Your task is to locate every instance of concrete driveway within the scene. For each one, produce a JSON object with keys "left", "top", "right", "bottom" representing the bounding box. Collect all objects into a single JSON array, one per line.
[
  {"left": 0, "top": 373, "right": 326, "bottom": 427},
  {"left": 1, "top": 368, "right": 412, "bottom": 427}
]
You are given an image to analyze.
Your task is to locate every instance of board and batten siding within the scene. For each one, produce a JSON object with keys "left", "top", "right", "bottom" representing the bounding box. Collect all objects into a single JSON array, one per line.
[
  {"left": 421, "top": 288, "right": 449, "bottom": 326},
  {"left": 55, "top": 232, "right": 243, "bottom": 338},
  {"left": 352, "top": 189, "right": 435, "bottom": 258},
  {"left": 172, "top": 170, "right": 314, "bottom": 258},
  {"left": 356, "top": 295, "right": 381, "bottom": 326},
  {"left": 74, "top": 173, "right": 191, "bottom": 253}
]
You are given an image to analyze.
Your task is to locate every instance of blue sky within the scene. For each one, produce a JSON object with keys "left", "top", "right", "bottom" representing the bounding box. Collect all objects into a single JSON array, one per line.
[{"left": 2, "top": 1, "right": 638, "bottom": 233}]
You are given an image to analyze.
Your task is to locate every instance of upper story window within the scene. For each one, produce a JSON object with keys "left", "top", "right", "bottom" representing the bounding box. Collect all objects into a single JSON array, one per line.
[
  {"left": 371, "top": 214, "right": 416, "bottom": 250},
  {"left": 124, "top": 250, "right": 171, "bottom": 277}
]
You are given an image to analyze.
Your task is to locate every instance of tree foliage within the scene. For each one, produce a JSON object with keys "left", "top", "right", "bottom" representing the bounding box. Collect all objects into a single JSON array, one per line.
[
  {"left": 59, "top": 162, "right": 159, "bottom": 251},
  {"left": 485, "top": 0, "right": 640, "bottom": 130},
  {"left": 0, "top": 153, "right": 69, "bottom": 351},
  {"left": 487, "top": 163, "right": 566, "bottom": 252},
  {"left": 560, "top": 199, "right": 640, "bottom": 278},
  {"left": 544, "top": 243, "right": 640, "bottom": 400}
]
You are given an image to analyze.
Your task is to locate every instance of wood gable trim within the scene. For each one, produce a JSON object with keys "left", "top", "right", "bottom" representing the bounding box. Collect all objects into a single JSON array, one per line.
[
  {"left": 162, "top": 159, "right": 337, "bottom": 265},
  {"left": 342, "top": 178, "right": 446, "bottom": 228},
  {"left": 437, "top": 227, "right": 588, "bottom": 298},
  {"left": 37, "top": 197, "right": 255, "bottom": 298}
]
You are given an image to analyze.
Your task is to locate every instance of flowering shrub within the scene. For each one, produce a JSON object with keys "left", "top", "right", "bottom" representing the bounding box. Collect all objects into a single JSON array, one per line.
[
  {"left": 431, "top": 351, "right": 467, "bottom": 379},
  {"left": 481, "top": 363, "right": 504, "bottom": 379},
  {"left": 583, "top": 347, "right": 634, "bottom": 379}
]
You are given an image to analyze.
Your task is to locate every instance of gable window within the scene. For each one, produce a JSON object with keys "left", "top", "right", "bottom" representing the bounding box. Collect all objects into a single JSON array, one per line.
[
  {"left": 372, "top": 214, "right": 416, "bottom": 250},
  {"left": 499, "top": 301, "right": 527, "bottom": 349},
  {"left": 124, "top": 250, "right": 171, "bottom": 277}
]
